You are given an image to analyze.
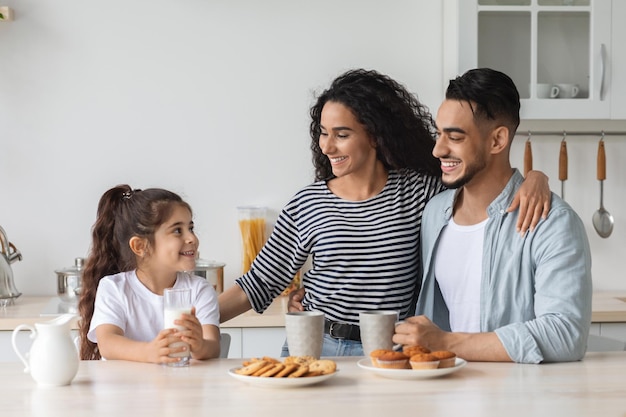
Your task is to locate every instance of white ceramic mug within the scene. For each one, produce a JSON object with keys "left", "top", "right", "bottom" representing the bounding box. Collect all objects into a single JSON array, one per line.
[
  {"left": 536, "top": 83, "right": 559, "bottom": 99},
  {"left": 285, "top": 311, "right": 324, "bottom": 358},
  {"left": 163, "top": 287, "right": 192, "bottom": 366},
  {"left": 556, "top": 83, "right": 580, "bottom": 98},
  {"left": 359, "top": 310, "right": 399, "bottom": 357}
]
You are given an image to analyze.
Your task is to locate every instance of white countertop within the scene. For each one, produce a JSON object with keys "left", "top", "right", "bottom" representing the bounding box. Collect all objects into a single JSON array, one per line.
[
  {"left": 2, "top": 292, "right": 626, "bottom": 331},
  {"left": 0, "top": 296, "right": 288, "bottom": 331},
  {"left": 2, "top": 352, "right": 626, "bottom": 416}
]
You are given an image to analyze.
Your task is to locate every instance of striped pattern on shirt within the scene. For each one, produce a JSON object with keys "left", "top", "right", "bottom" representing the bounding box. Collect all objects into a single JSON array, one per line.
[{"left": 236, "top": 169, "right": 444, "bottom": 325}]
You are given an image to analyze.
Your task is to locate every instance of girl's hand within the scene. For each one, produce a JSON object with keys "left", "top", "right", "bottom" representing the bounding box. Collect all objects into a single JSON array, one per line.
[
  {"left": 176, "top": 307, "right": 205, "bottom": 355},
  {"left": 149, "top": 328, "right": 185, "bottom": 365},
  {"left": 507, "top": 170, "right": 551, "bottom": 234}
]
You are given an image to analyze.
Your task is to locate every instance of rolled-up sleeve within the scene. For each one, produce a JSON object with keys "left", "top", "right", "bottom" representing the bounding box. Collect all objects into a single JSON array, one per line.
[{"left": 496, "top": 205, "right": 592, "bottom": 363}]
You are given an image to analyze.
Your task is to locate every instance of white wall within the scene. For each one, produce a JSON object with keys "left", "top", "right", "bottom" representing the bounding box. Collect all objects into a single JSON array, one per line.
[
  {"left": 1, "top": 1, "right": 624, "bottom": 300},
  {"left": 511, "top": 118, "right": 626, "bottom": 292},
  {"left": 0, "top": 0, "right": 445, "bottom": 296}
]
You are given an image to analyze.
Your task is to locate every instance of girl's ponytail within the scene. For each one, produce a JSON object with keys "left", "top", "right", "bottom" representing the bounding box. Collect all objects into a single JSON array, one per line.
[{"left": 78, "top": 185, "right": 130, "bottom": 360}]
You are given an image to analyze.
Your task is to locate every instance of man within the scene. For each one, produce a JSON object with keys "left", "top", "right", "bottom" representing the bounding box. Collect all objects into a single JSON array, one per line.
[{"left": 393, "top": 68, "right": 592, "bottom": 363}]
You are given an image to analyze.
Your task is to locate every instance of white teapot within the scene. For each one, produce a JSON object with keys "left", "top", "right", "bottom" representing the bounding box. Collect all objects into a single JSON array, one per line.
[{"left": 12, "top": 314, "right": 79, "bottom": 386}]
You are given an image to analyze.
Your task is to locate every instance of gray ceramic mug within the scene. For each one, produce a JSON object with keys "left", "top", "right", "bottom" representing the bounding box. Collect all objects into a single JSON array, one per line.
[
  {"left": 285, "top": 311, "right": 324, "bottom": 358},
  {"left": 359, "top": 310, "right": 399, "bottom": 357}
]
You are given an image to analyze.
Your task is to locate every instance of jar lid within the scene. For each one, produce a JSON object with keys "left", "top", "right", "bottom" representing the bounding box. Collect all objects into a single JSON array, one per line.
[
  {"left": 195, "top": 259, "right": 226, "bottom": 269},
  {"left": 55, "top": 257, "right": 84, "bottom": 275}
]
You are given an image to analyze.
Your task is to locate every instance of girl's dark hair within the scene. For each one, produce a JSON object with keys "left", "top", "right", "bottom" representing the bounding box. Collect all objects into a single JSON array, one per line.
[
  {"left": 309, "top": 68, "right": 440, "bottom": 181},
  {"left": 78, "top": 185, "right": 191, "bottom": 360},
  {"left": 445, "top": 68, "right": 521, "bottom": 137}
]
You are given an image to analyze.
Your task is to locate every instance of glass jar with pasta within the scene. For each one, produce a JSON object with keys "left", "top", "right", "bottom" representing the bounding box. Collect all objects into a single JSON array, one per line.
[{"left": 237, "top": 206, "right": 267, "bottom": 274}]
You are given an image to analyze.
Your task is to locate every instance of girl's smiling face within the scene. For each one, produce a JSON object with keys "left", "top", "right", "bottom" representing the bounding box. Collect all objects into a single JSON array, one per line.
[{"left": 149, "top": 204, "right": 199, "bottom": 276}]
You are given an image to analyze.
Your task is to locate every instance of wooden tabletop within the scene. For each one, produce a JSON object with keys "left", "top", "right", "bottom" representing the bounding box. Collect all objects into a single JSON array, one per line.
[{"left": 2, "top": 352, "right": 626, "bottom": 416}]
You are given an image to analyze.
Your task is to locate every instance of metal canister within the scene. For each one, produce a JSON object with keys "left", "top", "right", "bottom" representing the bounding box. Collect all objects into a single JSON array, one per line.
[
  {"left": 193, "top": 259, "right": 225, "bottom": 294},
  {"left": 55, "top": 258, "right": 84, "bottom": 303}
]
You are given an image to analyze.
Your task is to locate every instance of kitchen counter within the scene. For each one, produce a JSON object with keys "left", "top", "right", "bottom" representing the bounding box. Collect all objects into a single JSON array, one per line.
[
  {"left": 2, "top": 291, "right": 626, "bottom": 331},
  {"left": 0, "top": 295, "right": 289, "bottom": 331},
  {"left": 2, "top": 352, "right": 626, "bottom": 416},
  {"left": 588, "top": 291, "right": 626, "bottom": 322}
]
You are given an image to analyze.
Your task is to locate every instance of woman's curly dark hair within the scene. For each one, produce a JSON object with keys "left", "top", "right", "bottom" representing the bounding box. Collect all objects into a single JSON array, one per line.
[{"left": 309, "top": 69, "right": 440, "bottom": 181}]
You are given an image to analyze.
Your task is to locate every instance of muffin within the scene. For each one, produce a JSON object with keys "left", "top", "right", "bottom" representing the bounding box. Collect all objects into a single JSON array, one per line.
[
  {"left": 369, "top": 349, "right": 390, "bottom": 367},
  {"left": 409, "top": 353, "right": 440, "bottom": 370},
  {"left": 402, "top": 344, "right": 431, "bottom": 357},
  {"left": 430, "top": 350, "right": 457, "bottom": 368},
  {"left": 375, "top": 350, "right": 409, "bottom": 369}
]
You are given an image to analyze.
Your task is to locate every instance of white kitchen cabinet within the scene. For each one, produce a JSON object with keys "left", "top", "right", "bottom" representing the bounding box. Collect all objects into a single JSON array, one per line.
[
  {"left": 0, "top": 331, "right": 31, "bottom": 363},
  {"left": 450, "top": 0, "right": 624, "bottom": 120},
  {"left": 610, "top": 0, "right": 626, "bottom": 119},
  {"left": 598, "top": 323, "right": 626, "bottom": 344},
  {"left": 241, "top": 327, "right": 286, "bottom": 358},
  {"left": 220, "top": 327, "right": 286, "bottom": 359},
  {"left": 1, "top": 328, "right": 278, "bottom": 362},
  {"left": 220, "top": 328, "right": 243, "bottom": 358},
  {"left": 0, "top": 330, "right": 79, "bottom": 363}
]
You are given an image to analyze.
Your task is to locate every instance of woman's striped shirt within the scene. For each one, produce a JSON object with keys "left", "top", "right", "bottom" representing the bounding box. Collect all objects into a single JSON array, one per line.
[{"left": 236, "top": 169, "right": 444, "bottom": 325}]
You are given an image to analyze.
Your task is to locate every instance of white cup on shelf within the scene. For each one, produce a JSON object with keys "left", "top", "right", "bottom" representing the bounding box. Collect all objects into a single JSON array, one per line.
[
  {"left": 555, "top": 83, "right": 580, "bottom": 98},
  {"left": 536, "top": 83, "right": 559, "bottom": 99}
]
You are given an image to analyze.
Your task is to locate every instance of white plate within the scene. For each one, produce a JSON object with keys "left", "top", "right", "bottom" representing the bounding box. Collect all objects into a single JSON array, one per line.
[
  {"left": 228, "top": 368, "right": 338, "bottom": 388},
  {"left": 357, "top": 358, "right": 466, "bottom": 380}
]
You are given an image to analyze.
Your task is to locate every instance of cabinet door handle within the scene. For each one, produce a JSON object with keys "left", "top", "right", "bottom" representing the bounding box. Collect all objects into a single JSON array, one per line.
[{"left": 599, "top": 43, "right": 607, "bottom": 101}]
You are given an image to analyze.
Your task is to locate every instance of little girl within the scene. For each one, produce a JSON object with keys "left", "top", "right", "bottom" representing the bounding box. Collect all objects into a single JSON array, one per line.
[{"left": 78, "top": 185, "right": 220, "bottom": 363}]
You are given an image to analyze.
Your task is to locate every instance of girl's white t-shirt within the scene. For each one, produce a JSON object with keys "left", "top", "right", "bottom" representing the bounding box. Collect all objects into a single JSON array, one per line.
[{"left": 87, "top": 270, "right": 219, "bottom": 343}]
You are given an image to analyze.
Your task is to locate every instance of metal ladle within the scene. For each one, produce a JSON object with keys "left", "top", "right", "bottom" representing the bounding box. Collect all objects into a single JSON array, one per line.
[{"left": 592, "top": 137, "right": 614, "bottom": 238}]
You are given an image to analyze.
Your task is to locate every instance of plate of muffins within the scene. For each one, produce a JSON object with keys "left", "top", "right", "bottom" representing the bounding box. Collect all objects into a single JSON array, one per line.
[{"left": 357, "top": 345, "right": 466, "bottom": 380}]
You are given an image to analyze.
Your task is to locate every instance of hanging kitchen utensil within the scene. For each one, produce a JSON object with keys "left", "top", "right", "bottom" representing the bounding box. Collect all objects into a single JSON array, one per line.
[
  {"left": 559, "top": 133, "right": 568, "bottom": 200},
  {"left": 592, "top": 135, "right": 614, "bottom": 238},
  {"left": 524, "top": 134, "right": 532, "bottom": 177}
]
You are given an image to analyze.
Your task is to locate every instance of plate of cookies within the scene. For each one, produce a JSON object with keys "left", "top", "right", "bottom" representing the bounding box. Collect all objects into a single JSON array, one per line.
[
  {"left": 357, "top": 346, "right": 466, "bottom": 380},
  {"left": 229, "top": 356, "right": 338, "bottom": 388}
]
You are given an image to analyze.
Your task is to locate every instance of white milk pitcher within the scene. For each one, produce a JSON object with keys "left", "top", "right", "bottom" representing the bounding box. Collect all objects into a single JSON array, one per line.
[{"left": 12, "top": 314, "right": 79, "bottom": 386}]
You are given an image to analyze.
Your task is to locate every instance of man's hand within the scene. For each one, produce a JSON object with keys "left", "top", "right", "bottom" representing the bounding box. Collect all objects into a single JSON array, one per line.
[
  {"left": 393, "top": 315, "right": 511, "bottom": 362},
  {"left": 392, "top": 315, "right": 446, "bottom": 350}
]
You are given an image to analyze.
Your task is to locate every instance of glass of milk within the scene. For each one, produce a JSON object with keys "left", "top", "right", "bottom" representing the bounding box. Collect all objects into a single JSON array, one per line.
[{"left": 163, "top": 287, "right": 192, "bottom": 366}]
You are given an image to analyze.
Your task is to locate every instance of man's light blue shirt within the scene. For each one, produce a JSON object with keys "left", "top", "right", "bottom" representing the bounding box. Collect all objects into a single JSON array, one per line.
[{"left": 415, "top": 169, "right": 592, "bottom": 363}]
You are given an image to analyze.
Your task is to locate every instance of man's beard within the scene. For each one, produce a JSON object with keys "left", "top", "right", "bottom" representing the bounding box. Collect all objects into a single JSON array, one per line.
[{"left": 441, "top": 156, "right": 487, "bottom": 189}]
